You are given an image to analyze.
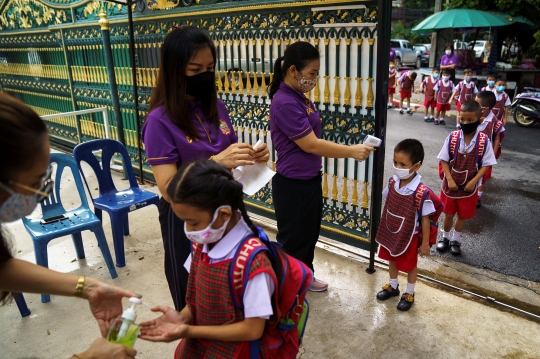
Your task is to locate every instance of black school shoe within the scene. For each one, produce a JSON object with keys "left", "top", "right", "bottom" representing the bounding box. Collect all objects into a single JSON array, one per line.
[
  {"left": 397, "top": 293, "right": 415, "bottom": 311},
  {"left": 439, "top": 119, "right": 446, "bottom": 125},
  {"left": 399, "top": 109, "right": 404, "bottom": 114},
  {"left": 436, "top": 237, "right": 450, "bottom": 252},
  {"left": 449, "top": 240, "right": 461, "bottom": 255},
  {"left": 407, "top": 109, "right": 413, "bottom": 115},
  {"left": 376, "top": 284, "right": 400, "bottom": 300},
  {"left": 476, "top": 199, "right": 482, "bottom": 208}
]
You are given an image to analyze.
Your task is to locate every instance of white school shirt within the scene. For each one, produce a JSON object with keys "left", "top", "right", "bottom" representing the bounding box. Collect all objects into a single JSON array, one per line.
[
  {"left": 477, "top": 112, "right": 496, "bottom": 132},
  {"left": 184, "top": 216, "right": 275, "bottom": 319},
  {"left": 437, "top": 130, "right": 497, "bottom": 167},
  {"left": 433, "top": 80, "right": 455, "bottom": 93},
  {"left": 495, "top": 91, "right": 512, "bottom": 107},
  {"left": 382, "top": 174, "right": 435, "bottom": 234}
]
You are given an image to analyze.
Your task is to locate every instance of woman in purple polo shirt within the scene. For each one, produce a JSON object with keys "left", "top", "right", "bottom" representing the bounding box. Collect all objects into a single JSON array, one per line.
[
  {"left": 440, "top": 44, "right": 458, "bottom": 84},
  {"left": 268, "top": 42, "right": 374, "bottom": 292},
  {"left": 141, "top": 26, "right": 269, "bottom": 311}
]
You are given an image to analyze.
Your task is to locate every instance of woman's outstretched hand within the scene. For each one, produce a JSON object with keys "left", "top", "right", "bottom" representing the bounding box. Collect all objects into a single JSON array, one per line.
[
  {"left": 76, "top": 338, "right": 137, "bottom": 359},
  {"left": 139, "top": 306, "right": 192, "bottom": 343},
  {"left": 253, "top": 142, "right": 270, "bottom": 164},
  {"left": 214, "top": 143, "right": 255, "bottom": 168},
  {"left": 83, "top": 278, "right": 139, "bottom": 337},
  {"left": 350, "top": 144, "right": 375, "bottom": 162}
]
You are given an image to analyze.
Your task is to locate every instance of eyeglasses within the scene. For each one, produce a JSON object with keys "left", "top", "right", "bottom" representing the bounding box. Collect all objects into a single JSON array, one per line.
[{"left": 8, "top": 166, "right": 54, "bottom": 202}]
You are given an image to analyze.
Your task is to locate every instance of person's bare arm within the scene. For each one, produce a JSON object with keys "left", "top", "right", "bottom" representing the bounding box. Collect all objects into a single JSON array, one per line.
[
  {"left": 294, "top": 132, "right": 374, "bottom": 161},
  {"left": 464, "top": 166, "right": 489, "bottom": 192},
  {"left": 418, "top": 215, "right": 431, "bottom": 256},
  {"left": 493, "top": 133, "right": 501, "bottom": 154},
  {"left": 150, "top": 163, "right": 178, "bottom": 203}
]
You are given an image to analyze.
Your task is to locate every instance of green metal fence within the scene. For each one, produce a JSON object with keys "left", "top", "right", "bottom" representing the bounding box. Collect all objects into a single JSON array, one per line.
[{"left": 0, "top": 0, "right": 381, "bottom": 247}]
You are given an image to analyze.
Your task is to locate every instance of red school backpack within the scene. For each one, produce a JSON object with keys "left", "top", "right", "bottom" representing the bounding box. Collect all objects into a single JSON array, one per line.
[
  {"left": 438, "top": 130, "right": 487, "bottom": 179},
  {"left": 230, "top": 226, "right": 313, "bottom": 359},
  {"left": 414, "top": 183, "right": 444, "bottom": 246}
]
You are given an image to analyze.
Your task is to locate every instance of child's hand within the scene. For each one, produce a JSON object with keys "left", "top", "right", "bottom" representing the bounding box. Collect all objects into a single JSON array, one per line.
[
  {"left": 139, "top": 306, "right": 192, "bottom": 342},
  {"left": 447, "top": 178, "right": 458, "bottom": 191},
  {"left": 464, "top": 181, "right": 476, "bottom": 192},
  {"left": 418, "top": 244, "right": 430, "bottom": 256}
]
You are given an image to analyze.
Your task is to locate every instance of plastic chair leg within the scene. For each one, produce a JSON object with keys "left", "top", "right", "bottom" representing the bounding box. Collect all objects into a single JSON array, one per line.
[
  {"left": 14, "top": 293, "right": 31, "bottom": 317},
  {"left": 71, "top": 232, "right": 86, "bottom": 259},
  {"left": 95, "top": 207, "right": 102, "bottom": 221},
  {"left": 92, "top": 226, "right": 118, "bottom": 279},
  {"left": 110, "top": 213, "right": 126, "bottom": 267},
  {"left": 123, "top": 213, "right": 130, "bottom": 236},
  {"left": 32, "top": 240, "right": 51, "bottom": 303}
]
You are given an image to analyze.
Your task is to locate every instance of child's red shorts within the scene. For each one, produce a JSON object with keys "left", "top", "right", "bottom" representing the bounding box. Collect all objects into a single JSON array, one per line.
[
  {"left": 400, "top": 91, "right": 412, "bottom": 99},
  {"left": 440, "top": 190, "right": 477, "bottom": 219},
  {"left": 424, "top": 98, "right": 436, "bottom": 108},
  {"left": 436, "top": 103, "right": 451, "bottom": 112},
  {"left": 455, "top": 99, "right": 461, "bottom": 112},
  {"left": 388, "top": 87, "right": 396, "bottom": 94},
  {"left": 378, "top": 234, "right": 419, "bottom": 272}
]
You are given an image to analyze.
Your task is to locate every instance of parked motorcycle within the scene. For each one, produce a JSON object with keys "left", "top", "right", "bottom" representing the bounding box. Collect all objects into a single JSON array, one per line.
[{"left": 511, "top": 87, "right": 540, "bottom": 127}]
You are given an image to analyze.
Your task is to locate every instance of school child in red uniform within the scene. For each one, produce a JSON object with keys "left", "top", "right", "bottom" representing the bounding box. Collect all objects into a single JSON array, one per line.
[
  {"left": 421, "top": 67, "right": 439, "bottom": 122},
  {"left": 475, "top": 91, "right": 505, "bottom": 208},
  {"left": 480, "top": 72, "right": 497, "bottom": 92},
  {"left": 436, "top": 101, "right": 497, "bottom": 255},
  {"left": 398, "top": 70, "right": 417, "bottom": 115},
  {"left": 139, "top": 160, "right": 278, "bottom": 358},
  {"left": 450, "top": 68, "right": 478, "bottom": 128},
  {"left": 388, "top": 61, "right": 397, "bottom": 109},
  {"left": 433, "top": 69, "right": 455, "bottom": 125},
  {"left": 376, "top": 139, "right": 438, "bottom": 311},
  {"left": 492, "top": 76, "right": 511, "bottom": 125}
]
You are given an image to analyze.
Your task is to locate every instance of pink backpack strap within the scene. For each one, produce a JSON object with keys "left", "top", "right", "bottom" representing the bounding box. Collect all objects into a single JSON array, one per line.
[{"left": 448, "top": 131, "right": 461, "bottom": 160}]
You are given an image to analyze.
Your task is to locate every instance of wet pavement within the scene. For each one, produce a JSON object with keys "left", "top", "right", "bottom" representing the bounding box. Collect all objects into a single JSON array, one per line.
[{"left": 384, "top": 98, "right": 540, "bottom": 282}]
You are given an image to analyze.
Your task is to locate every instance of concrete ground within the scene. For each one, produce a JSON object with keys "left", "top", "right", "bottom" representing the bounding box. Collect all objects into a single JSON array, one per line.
[{"left": 1, "top": 153, "right": 540, "bottom": 359}]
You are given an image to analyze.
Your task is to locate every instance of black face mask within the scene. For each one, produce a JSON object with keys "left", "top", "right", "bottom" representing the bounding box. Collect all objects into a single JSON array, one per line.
[
  {"left": 185, "top": 71, "right": 215, "bottom": 100},
  {"left": 460, "top": 121, "right": 480, "bottom": 135}
]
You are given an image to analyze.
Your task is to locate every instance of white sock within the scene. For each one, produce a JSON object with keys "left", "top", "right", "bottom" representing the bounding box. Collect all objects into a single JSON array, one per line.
[
  {"left": 478, "top": 191, "right": 483, "bottom": 198},
  {"left": 424, "top": 116, "right": 428, "bottom": 120},
  {"left": 444, "top": 231, "right": 452, "bottom": 239},
  {"left": 440, "top": 117, "right": 444, "bottom": 122},
  {"left": 452, "top": 231, "right": 462, "bottom": 242},
  {"left": 406, "top": 282, "right": 416, "bottom": 294},
  {"left": 407, "top": 107, "right": 410, "bottom": 111},
  {"left": 430, "top": 115, "right": 434, "bottom": 119},
  {"left": 389, "top": 277, "right": 399, "bottom": 289}
]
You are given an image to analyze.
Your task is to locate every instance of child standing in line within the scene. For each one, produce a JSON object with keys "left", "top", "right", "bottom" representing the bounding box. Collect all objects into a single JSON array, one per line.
[
  {"left": 388, "top": 61, "right": 397, "bottom": 109},
  {"left": 420, "top": 67, "right": 439, "bottom": 122},
  {"left": 140, "top": 159, "right": 279, "bottom": 358},
  {"left": 433, "top": 69, "right": 455, "bottom": 125},
  {"left": 376, "top": 139, "right": 438, "bottom": 312},
  {"left": 492, "top": 76, "right": 511, "bottom": 125},
  {"left": 398, "top": 70, "right": 418, "bottom": 115},
  {"left": 475, "top": 91, "right": 505, "bottom": 208},
  {"left": 450, "top": 68, "right": 478, "bottom": 128},
  {"left": 480, "top": 72, "right": 497, "bottom": 92},
  {"left": 436, "top": 100, "right": 497, "bottom": 256}
]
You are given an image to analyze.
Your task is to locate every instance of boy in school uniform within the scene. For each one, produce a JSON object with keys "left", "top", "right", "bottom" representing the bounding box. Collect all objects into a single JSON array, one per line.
[
  {"left": 388, "top": 61, "right": 397, "bottom": 109},
  {"left": 475, "top": 91, "right": 505, "bottom": 208},
  {"left": 398, "top": 70, "right": 418, "bottom": 115},
  {"left": 436, "top": 100, "right": 497, "bottom": 255},
  {"left": 433, "top": 69, "right": 455, "bottom": 125},
  {"left": 376, "top": 139, "right": 440, "bottom": 311},
  {"left": 421, "top": 67, "right": 439, "bottom": 122},
  {"left": 480, "top": 72, "right": 497, "bottom": 92},
  {"left": 450, "top": 68, "right": 478, "bottom": 128},
  {"left": 492, "top": 76, "right": 511, "bottom": 125}
]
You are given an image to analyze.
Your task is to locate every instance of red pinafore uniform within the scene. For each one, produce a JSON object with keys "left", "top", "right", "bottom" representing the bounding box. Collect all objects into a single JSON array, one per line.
[
  {"left": 441, "top": 132, "right": 487, "bottom": 199},
  {"left": 424, "top": 77, "right": 437, "bottom": 107},
  {"left": 456, "top": 82, "right": 476, "bottom": 112},
  {"left": 492, "top": 92, "right": 508, "bottom": 121},
  {"left": 401, "top": 73, "right": 413, "bottom": 94},
  {"left": 389, "top": 68, "right": 396, "bottom": 94},
  {"left": 376, "top": 178, "right": 419, "bottom": 272},
  {"left": 176, "top": 245, "right": 275, "bottom": 359},
  {"left": 436, "top": 79, "right": 452, "bottom": 105}
]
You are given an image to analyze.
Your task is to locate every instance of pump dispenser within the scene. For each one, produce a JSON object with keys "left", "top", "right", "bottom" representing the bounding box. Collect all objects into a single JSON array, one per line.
[{"left": 107, "top": 297, "right": 143, "bottom": 348}]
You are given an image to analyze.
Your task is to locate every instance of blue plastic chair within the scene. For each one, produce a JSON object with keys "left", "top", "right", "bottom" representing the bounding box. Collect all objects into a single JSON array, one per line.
[
  {"left": 73, "top": 139, "right": 159, "bottom": 267},
  {"left": 22, "top": 153, "right": 118, "bottom": 303},
  {"left": 14, "top": 293, "right": 31, "bottom": 317}
]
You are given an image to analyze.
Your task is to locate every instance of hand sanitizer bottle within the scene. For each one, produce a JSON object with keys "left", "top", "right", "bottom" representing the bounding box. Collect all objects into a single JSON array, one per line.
[{"left": 107, "top": 297, "right": 142, "bottom": 348}]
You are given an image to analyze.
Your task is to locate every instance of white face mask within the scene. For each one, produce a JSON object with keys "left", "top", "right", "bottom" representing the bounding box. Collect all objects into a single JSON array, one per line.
[
  {"left": 184, "top": 205, "right": 232, "bottom": 245},
  {"left": 393, "top": 163, "right": 418, "bottom": 180},
  {"left": 442, "top": 76, "right": 450, "bottom": 81},
  {"left": 445, "top": 50, "right": 452, "bottom": 56}
]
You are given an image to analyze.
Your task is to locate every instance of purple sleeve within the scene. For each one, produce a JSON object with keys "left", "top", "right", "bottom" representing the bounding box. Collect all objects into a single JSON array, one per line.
[
  {"left": 273, "top": 101, "right": 313, "bottom": 141},
  {"left": 219, "top": 100, "right": 239, "bottom": 144},
  {"left": 440, "top": 55, "right": 448, "bottom": 66},
  {"left": 142, "top": 112, "right": 180, "bottom": 166}
]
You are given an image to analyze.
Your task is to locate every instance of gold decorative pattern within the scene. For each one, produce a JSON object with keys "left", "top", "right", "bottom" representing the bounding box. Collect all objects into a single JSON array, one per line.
[
  {"left": 366, "top": 77, "right": 374, "bottom": 108},
  {"left": 361, "top": 181, "right": 369, "bottom": 209}
]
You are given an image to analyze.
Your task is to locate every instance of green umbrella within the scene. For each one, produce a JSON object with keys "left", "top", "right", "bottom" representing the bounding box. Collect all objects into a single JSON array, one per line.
[
  {"left": 488, "top": 12, "right": 537, "bottom": 30},
  {"left": 412, "top": 9, "right": 513, "bottom": 33}
]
